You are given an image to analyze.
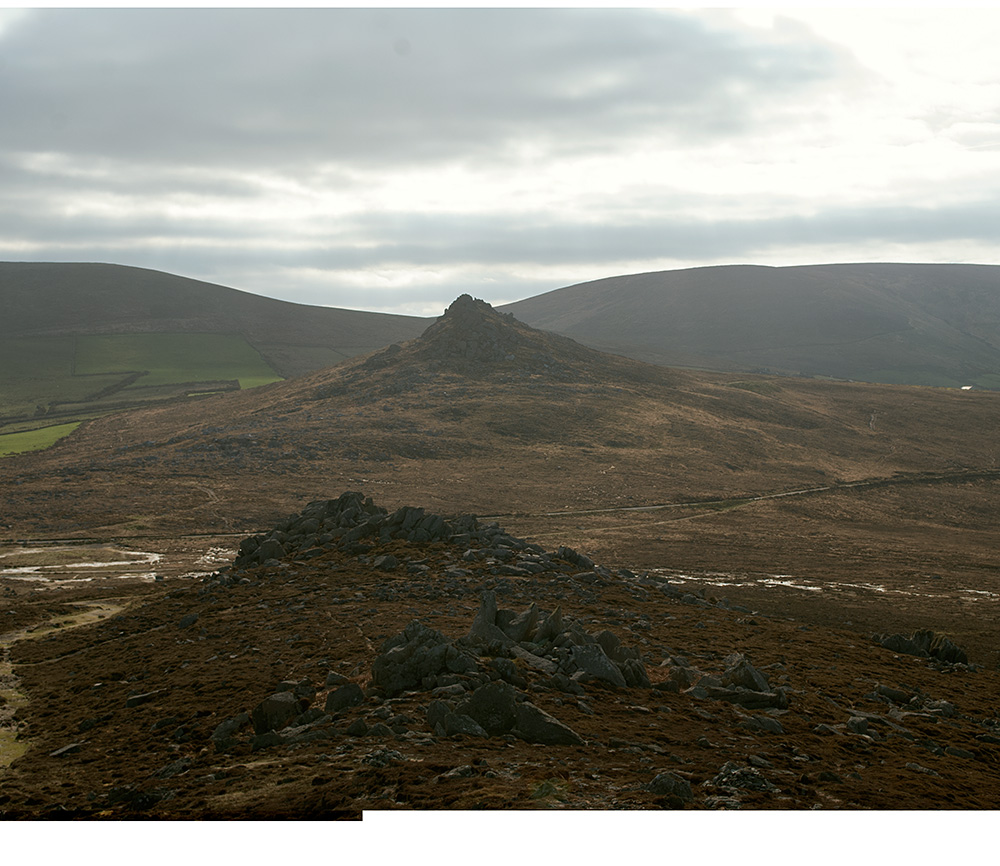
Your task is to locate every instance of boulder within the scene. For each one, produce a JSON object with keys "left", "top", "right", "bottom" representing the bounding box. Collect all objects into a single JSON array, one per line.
[
  {"left": 647, "top": 771, "right": 693, "bottom": 802},
  {"left": 720, "top": 654, "right": 770, "bottom": 692},
  {"left": 443, "top": 712, "right": 489, "bottom": 738},
  {"left": 372, "top": 621, "right": 477, "bottom": 697},
  {"left": 513, "top": 701, "right": 584, "bottom": 746},
  {"left": 569, "top": 645, "right": 627, "bottom": 688},
  {"left": 466, "top": 590, "right": 512, "bottom": 648},
  {"left": 324, "top": 682, "right": 364, "bottom": 713},
  {"left": 458, "top": 681, "right": 519, "bottom": 736},
  {"left": 251, "top": 692, "right": 302, "bottom": 734}
]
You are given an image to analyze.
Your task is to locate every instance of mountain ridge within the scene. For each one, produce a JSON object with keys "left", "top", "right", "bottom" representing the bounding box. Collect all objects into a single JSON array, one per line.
[{"left": 501, "top": 262, "right": 1000, "bottom": 387}]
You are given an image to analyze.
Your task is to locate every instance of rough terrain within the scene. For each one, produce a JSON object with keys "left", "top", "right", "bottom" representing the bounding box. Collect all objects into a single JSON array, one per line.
[
  {"left": 1, "top": 295, "right": 998, "bottom": 816},
  {"left": 1, "top": 492, "right": 998, "bottom": 817}
]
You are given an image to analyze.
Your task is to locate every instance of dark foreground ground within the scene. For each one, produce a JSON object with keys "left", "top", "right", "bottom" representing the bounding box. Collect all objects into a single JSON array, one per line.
[{"left": 2, "top": 516, "right": 998, "bottom": 819}]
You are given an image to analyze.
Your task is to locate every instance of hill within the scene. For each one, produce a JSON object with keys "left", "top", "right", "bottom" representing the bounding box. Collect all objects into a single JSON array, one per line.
[
  {"left": 4, "top": 293, "right": 999, "bottom": 655},
  {"left": 0, "top": 262, "right": 428, "bottom": 443},
  {"left": 501, "top": 263, "right": 1000, "bottom": 387},
  {"left": 2, "top": 295, "right": 1000, "bottom": 816}
]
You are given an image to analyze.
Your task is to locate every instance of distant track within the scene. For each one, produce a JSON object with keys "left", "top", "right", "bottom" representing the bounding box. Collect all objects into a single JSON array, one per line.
[
  {"left": 4, "top": 468, "right": 999, "bottom": 545},
  {"left": 492, "top": 468, "right": 1000, "bottom": 520}
]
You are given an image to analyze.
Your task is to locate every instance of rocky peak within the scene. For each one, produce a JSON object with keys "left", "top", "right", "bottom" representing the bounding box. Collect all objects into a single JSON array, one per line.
[{"left": 414, "top": 294, "right": 526, "bottom": 365}]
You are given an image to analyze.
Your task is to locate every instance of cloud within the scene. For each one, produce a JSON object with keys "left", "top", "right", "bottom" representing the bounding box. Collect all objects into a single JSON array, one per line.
[
  {"left": 2, "top": 7, "right": 999, "bottom": 314},
  {"left": 1, "top": 8, "right": 847, "bottom": 170}
]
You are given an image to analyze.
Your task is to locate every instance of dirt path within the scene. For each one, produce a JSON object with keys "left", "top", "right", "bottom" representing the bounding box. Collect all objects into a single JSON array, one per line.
[{"left": 0, "top": 599, "right": 125, "bottom": 770}]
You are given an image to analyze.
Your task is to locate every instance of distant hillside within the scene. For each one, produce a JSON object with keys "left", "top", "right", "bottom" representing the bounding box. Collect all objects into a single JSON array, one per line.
[
  {"left": 501, "top": 263, "right": 1000, "bottom": 387},
  {"left": 0, "top": 262, "right": 429, "bottom": 443},
  {"left": 0, "top": 262, "right": 428, "bottom": 376}
]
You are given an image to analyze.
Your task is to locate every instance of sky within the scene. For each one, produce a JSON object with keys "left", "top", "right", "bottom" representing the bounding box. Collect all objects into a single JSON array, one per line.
[{"left": 3, "top": 4, "right": 1000, "bottom": 316}]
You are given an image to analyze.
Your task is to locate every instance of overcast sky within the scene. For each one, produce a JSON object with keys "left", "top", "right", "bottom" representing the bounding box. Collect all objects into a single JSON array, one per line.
[{"left": 3, "top": 5, "right": 1000, "bottom": 315}]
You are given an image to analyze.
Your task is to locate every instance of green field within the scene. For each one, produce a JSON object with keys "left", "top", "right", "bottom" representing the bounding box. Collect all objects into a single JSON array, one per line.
[
  {"left": 0, "top": 333, "right": 283, "bottom": 450},
  {"left": 0, "top": 422, "right": 81, "bottom": 457},
  {"left": 74, "top": 333, "right": 282, "bottom": 389}
]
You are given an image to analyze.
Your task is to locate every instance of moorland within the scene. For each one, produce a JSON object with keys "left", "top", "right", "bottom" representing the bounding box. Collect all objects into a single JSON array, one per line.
[{"left": 1, "top": 271, "right": 999, "bottom": 816}]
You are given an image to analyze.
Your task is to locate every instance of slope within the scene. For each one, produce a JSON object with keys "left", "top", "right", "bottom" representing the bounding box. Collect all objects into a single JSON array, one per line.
[
  {"left": 0, "top": 262, "right": 429, "bottom": 440},
  {"left": 501, "top": 263, "right": 1000, "bottom": 387},
  {"left": 3, "top": 293, "right": 1000, "bottom": 662}
]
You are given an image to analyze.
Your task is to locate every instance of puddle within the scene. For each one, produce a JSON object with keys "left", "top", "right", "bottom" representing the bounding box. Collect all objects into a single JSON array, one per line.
[
  {"left": 0, "top": 545, "right": 163, "bottom": 586},
  {"left": 645, "top": 568, "right": 994, "bottom": 600},
  {"left": 0, "top": 542, "right": 234, "bottom": 589}
]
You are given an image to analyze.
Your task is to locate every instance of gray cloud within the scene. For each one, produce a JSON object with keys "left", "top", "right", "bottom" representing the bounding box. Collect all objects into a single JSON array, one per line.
[
  {"left": 0, "top": 8, "right": 846, "bottom": 170},
  {"left": 3, "top": 7, "right": 995, "bottom": 314}
]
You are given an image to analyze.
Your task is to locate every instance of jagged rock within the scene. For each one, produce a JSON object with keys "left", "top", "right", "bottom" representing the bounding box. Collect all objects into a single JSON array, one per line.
[
  {"left": 443, "top": 712, "right": 489, "bottom": 738},
  {"left": 324, "top": 682, "right": 364, "bottom": 713},
  {"left": 372, "top": 621, "right": 478, "bottom": 697},
  {"left": 466, "top": 590, "right": 512, "bottom": 648},
  {"left": 251, "top": 692, "right": 302, "bottom": 734},
  {"left": 511, "top": 646, "right": 559, "bottom": 676},
  {"left": 875, "top": 684, "right": 918, "bottom": 704},
  {"left": 211, "top": 712, "right": 251, "bottom": 751},
  {"left": 251, "top": 731, "right": 286, "bottom": 752},
  {"left": 569, "top": 644, "right": 627, "bottom": 688},
  {"left": 489, "top": 657, "right": 528, "bottom": 688},
  {"left": 425, "top": 700, "right": 452, "bottom": 730},
  {"left": 620, "top": 657, "right": 651, "bottom": 688},
  {"left": 533, "top": 606, "right": 564, "bottom": 643},
  {"left": 720, "top": 653, "right": 770, "bottom": 692},
  {"left": 513, "top": 701, "right": 584, "bottom": 746},
  {"left": 873, "top": 629, "right": 969, "bottom": 665}
]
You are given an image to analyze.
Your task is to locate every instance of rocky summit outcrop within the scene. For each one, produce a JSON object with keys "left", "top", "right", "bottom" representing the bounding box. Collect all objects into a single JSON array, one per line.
[
  {"left": 347, "top": 293, "right": 618, "bottom": 385},
  {"left": 230, "top": 490, "right": 594, "bottom": 576},
  {"left": 415, "top": 294, "right": 526, "bottom": 366}
]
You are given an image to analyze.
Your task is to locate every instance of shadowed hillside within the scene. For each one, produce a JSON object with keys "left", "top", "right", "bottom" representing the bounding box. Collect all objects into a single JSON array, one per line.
[
  {"left": 502, "top": 263, "right": 1000, "bottom": 387},
  {"left": 0, "top": 262, "right": 428, "bottom": 377},
  {"left": 0, "top": 262, "right": 429, "bottom": 443}
]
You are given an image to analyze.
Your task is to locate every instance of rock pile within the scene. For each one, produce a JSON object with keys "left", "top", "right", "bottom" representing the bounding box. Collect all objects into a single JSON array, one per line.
[
  {"left": 872, "top": 629, "right": 970, "bottom": 667},
  {"left": 211, "top": 587, "right": 662, "bottom": 754},
  {"left": 230, "top": 490, "right": 594, "bottom": 576},
  {"left": 414, "top": 294, "right": 526, "bottom": 366}
]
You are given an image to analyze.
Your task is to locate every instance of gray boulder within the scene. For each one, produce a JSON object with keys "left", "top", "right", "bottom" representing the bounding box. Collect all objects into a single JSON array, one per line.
[
  {"left": 372, "top": 620, "right": 477, "bottom": 697},
  {"left": 324, "top": 682, "right": 364, "bottom": 713},
  {"left": 569, "top": 644, "right": 627, "bottom": 688},
  {"left": 501, "top": 603, "right": 540, "bottom": 643},
  {"left": 511, "top": 646, "right": 558, "bottom": 676},
  {"left": 647, "top": 771, "right": 693, "bottom": 802},
  {"left": 466, "top": 590, "right": 513, "bottom": 648},
  {"left": 251, "top": 692, "right": 302, "bottom": 734},
  {"left": 443, "top": 712, "right": 489, "bottom": 738},
  {"left": 459, "top": 681, "right": 518, "bottom": 736},
  {"left": 513, "top": 701, "right": 584, "bottom": 746},
  {"left": 721, "top": 653, "right": 770, "bottom": 692}
]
